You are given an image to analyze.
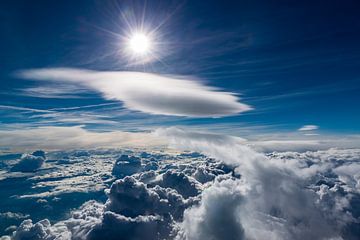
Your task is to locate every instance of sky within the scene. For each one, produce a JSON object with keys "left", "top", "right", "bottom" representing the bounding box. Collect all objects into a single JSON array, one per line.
[
  {"left": 1, "top": 1, "right": 360, "bottom": 240},
  {"left": 1, "top": 0, "right": 360, "bottom": 149}
]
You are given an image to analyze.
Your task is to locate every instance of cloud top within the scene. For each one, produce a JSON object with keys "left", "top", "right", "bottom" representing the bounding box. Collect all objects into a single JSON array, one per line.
[{"left": 18, "top": 68, "right": 252, "bottom": 117}]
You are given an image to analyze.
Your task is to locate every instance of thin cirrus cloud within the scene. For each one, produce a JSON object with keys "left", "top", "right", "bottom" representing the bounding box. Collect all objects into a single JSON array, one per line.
[
  {"left": 298, "top": 125, "right": 318, "bottom": 131},
  {"left": 17, "top": 68, "right": 252, "bottom": 118}
]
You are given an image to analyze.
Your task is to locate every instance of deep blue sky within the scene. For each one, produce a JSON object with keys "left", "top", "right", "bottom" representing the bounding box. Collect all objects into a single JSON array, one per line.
[{"left": 1, "top": 0, "right": 360, "bottom": 135}]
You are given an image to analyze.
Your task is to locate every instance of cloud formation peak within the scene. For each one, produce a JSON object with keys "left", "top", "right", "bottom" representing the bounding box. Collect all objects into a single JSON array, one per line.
[{"left": 18, "top": 68, "right": 252, "bottom": 117}]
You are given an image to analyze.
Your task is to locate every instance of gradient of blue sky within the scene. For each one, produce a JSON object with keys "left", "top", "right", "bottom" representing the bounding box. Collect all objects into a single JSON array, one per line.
[{"left": 1, "top": 0, "right": 360, "bottom": 136}]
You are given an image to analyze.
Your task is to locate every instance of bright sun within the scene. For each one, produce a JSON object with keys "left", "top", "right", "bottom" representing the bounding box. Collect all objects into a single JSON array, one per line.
[{"left": 128, "top": 33, "right": 151, "bottom": 55}]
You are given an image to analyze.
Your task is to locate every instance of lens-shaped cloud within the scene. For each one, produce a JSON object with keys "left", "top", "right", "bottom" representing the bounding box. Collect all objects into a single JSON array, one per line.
[{"left": 17, "top": 68, "right": 252, "bottom": 117}]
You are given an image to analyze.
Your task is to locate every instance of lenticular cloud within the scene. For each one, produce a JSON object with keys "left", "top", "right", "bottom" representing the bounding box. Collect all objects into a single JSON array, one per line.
[{"left": 18, "top": 68, "right": 252, "bottom": 117}]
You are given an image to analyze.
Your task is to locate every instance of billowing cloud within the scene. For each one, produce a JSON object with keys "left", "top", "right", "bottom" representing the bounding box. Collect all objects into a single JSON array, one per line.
[
  {"left": 17, "top": 68, "right": 252, "bottom": 117},
  {"left": 11, "top": 151, "right": 46, "bottom": 172},
  {"left": 298, "top": 125, "right": 318, "bottom": 131},
  {"left": 156, "top": 127, "right": 355, "bottom": 239},
  {"left": 2, "top": 130, "right": 360, "bottom": 239}
]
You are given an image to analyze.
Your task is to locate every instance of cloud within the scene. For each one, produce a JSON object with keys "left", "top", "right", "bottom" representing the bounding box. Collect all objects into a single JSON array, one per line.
[
  {"left": 298, "top": 125, "right": 318, "bottom": 131},
  {"left": 154, "top": 170, "right": 201, "bottom": 198},
  {"left": 1, "top": 124, "right": 359, "bottom": 155},
  {"left": 3, "top": 150, "right": 212, "bottom": 239},
  {"left": 0, "top": 213, "right": 29, "bottom": 221},
  {"left": 249, "top": 140, "right": 321, "bottom": 152},
  {"left": 248, "top": 135, "right": 360, "bottom": 152},
  {"left": 0, "top": 126, "right": 165, "bottom": 151},
  {"left": 18, "top": 85, "right": 91, "bottom": 99},
  {"left": 17, "top": 68, "right": 252, "bottom": 117},
  {"left": 112, "top": 155, "right": 142, "bottom": 177},
  {"left": 13, "top": 175, "right": 196, "bottom": 240},
  {"left": 0, "top": 105, "right": 52, "bottom": 113},
  {"left": 11, "top": 151, "right": 46, "bottom": 172},
  {"left": 11, "top": 219, "right": 70, "bottom": 240},
  {"left": 156, "top": 127, "right": 353, "bottom": 239},
  {"left": 180, "top": 178, "right": 245, "bottom": 240},
  {"left": 3, "top": 135, "right": 360, "bottom": 239}
]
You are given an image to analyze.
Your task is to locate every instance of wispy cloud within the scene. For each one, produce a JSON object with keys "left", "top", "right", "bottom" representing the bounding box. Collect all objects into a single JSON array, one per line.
[
  {"left": 0, "top": 103, "right": 123, "bottom": 127},
  {"left": 0, "top": 105, "right": 52, "bottom": 113},
  {"left": 17, "top": 84, "right": 92, "bottom": 99},
  {"left": 0, "top": 126, "right": 164, "bottom": 151},
  {"left": 155, "top": 127, "right": 360, "bottom": 152},
  {"left": 1, "top": 124, "right": 359, "bottom": 153},
  {"left": 298, "top": 125, "right": 318, "bottom": 131},
  {"left": 17, "top": 68, "right": 252, "bottom": 117}
]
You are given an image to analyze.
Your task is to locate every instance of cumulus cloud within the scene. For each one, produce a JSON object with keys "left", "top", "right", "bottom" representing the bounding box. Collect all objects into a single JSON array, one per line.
[
  {"left": 179, "top": 178, "right": 245, "bottom": 240},
  {"left": 11, "top": 151, "right": 46, "bottom": 172},
  {"left": 156, "top": 127, "right": 355, "bottom": 239},
  {"left": 10, "top": 201, "right": 103, "bottom": 240},
  {"left": 298, "top": 125, "right": 318, "bottom": 131},
  {"left": 155, "top": 170, "right": 201, "bottom": 199},
  {"left": 3, "top": 149, "right": 213, "bottom": 240},
  {"left": 112, "top": 155, "right": 142, "bottom": 178},
  {"left": 17, "top": 68, "right": 252, "bottom": 117},
  {"left": 12, "top": 219, "right": 70, "bottom": 240},
  {"left": 4, "top": 138, "right": 360, "bottom": 240},
  {"left": 7, "top": 175, "right": 195, "bottom": 240}
]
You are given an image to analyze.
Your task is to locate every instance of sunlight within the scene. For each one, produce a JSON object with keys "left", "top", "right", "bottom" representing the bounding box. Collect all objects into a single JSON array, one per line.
[{"left": 128, "top": 32, "right": 151, "bottom": 55}]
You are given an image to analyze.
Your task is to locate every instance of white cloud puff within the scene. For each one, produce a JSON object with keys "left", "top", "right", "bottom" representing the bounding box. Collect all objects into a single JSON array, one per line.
[
  {"left": 298, "top": 125, "right": 318, "bottom": 131},
  {"left": 17, "top": 68, "right": 252, "bottom": 117},
  {"left": 179, "top": 178, "right": 245, "bottom": 240},
  {"left": 11, "top": 151, "right": 46, "bottom": 172}
]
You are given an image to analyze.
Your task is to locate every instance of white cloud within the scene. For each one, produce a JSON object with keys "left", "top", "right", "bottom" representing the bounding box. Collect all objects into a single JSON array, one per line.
[
  {"left": 180, "top": 178, "right": 246, "bottom": 240},
  {"left": 11, "top": 151, "right": 45, "bottom": 172},
  {"left": 3, "top": 146, "right": 360, "bottom": 239},
  {"left": 1, "top": 124, "right": 359, "bottom": 153},
  {"left": 298, "top": 125, "right": 318, "bottom": 131},
  {"left": 249, "top": 140, "right": 321, "bottom": 152},
  {"left": 18, "top": 85, "right": 91, "bottom": 99},
  {"left": 0, "top": 126, "right": 165, "bottom": 151},
  {"left": 249, "top": 136, "right": 360, "bottom": 152},
  {"left": 0, "top": 212, "right": 29, "bottom": 221},
  {"left": 17, "top": 68, "right": 252, "bottom": 117},
  {"left": 156, "top": 127, "right": 350, "bottom": 239},
  {"left": 2, "top": 128, "right": 360, "bottom": 239}
]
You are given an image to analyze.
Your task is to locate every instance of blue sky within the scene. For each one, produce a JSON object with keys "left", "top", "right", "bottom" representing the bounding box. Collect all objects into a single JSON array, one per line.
[
  {"left": 1, "top": 0, "right": 360, "bottom": 141},
  {"left": 1, "top": 3, "right": 360, "bottom": 238}
]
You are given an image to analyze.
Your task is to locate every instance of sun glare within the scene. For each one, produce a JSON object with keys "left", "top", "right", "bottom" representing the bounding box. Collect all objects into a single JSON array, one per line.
[{"left": 128, "top": 33, "right": 151, "bottom": 55}]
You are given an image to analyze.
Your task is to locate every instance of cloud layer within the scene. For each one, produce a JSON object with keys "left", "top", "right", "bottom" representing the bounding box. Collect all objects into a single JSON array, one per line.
[
  {"left": 0, "top": 126, "right": 164, "bottom": 151},
  {"left": 18, "top": 68, "right": 252, "bottom": 117},
  {"left": 1, "top": 129, "right": 359, "bottom": 239}
]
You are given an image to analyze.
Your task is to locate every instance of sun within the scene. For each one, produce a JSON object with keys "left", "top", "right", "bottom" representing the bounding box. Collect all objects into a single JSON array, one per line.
[
  {"left": 121, "top": 27, "right": 162, "bottom": 65},
  {"left": 128, "top": 33, "right": 151, "bottom": 55}
]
